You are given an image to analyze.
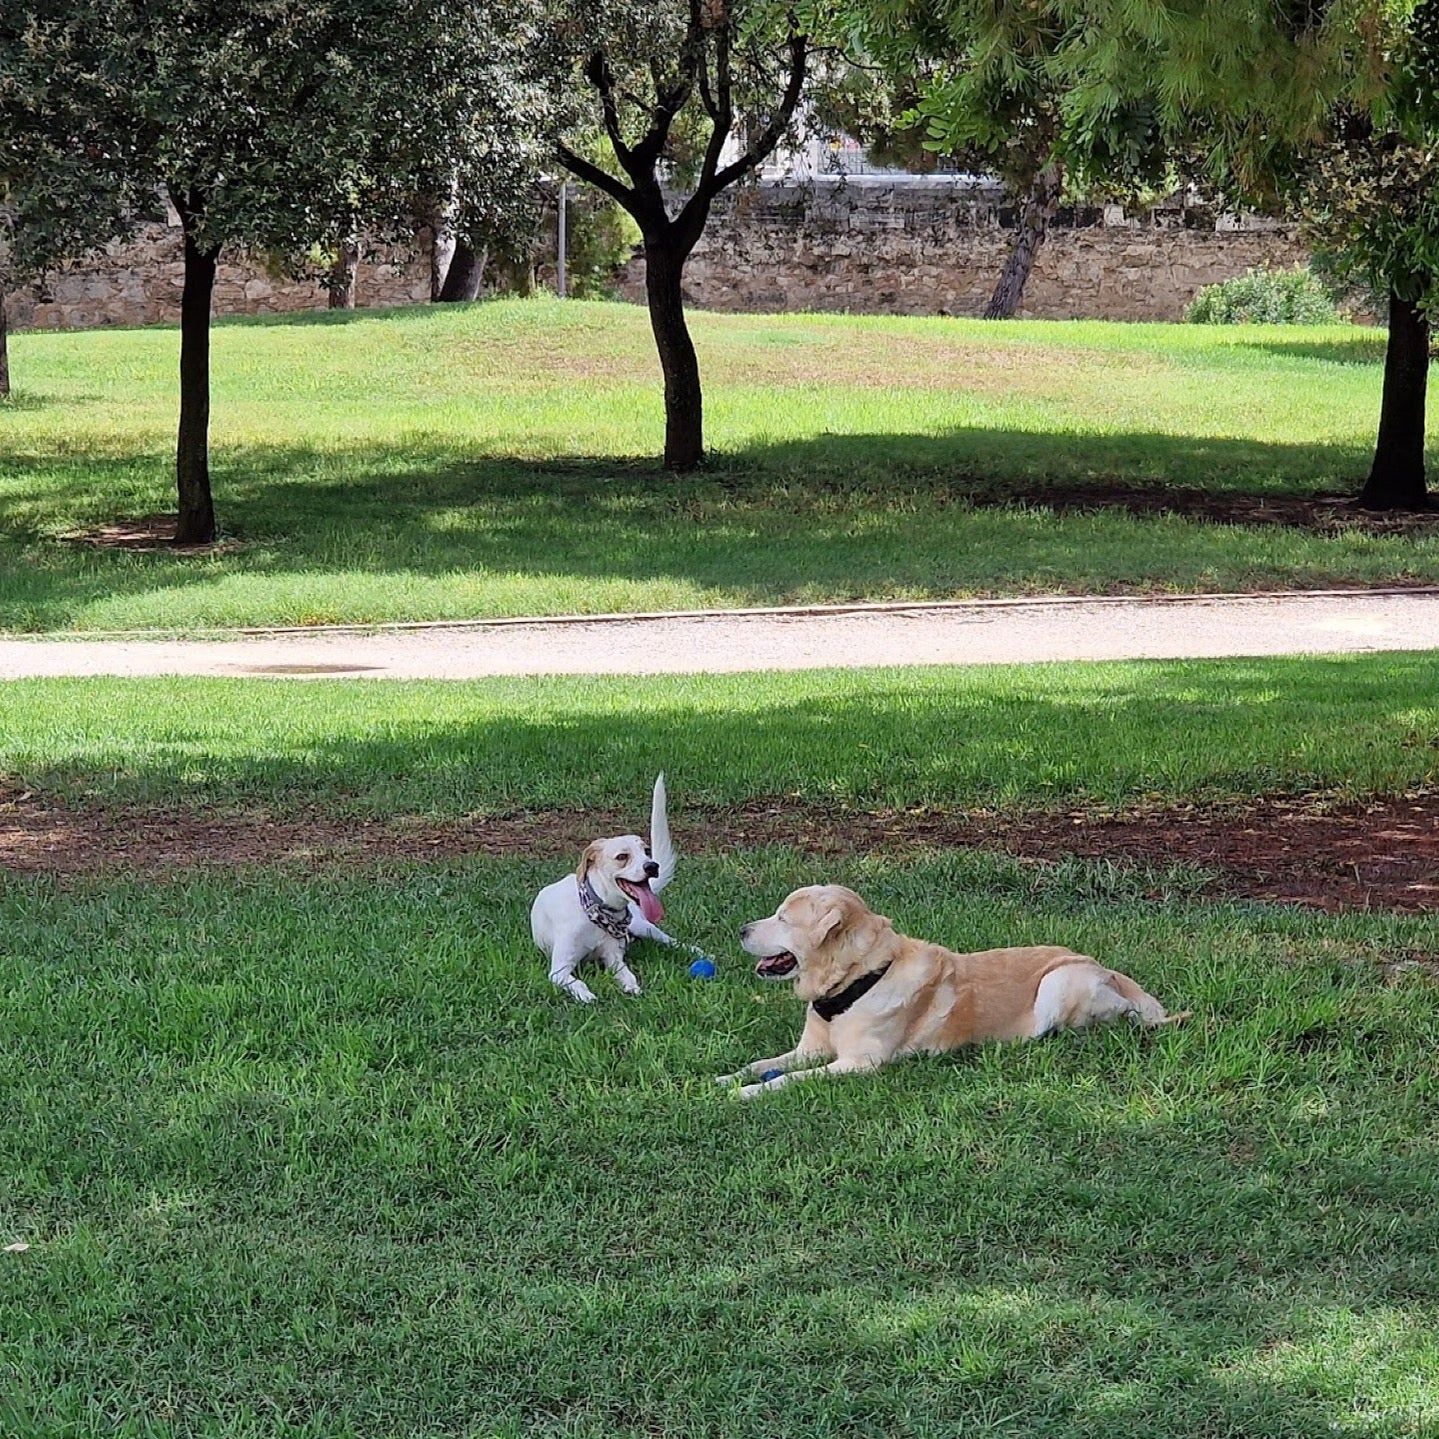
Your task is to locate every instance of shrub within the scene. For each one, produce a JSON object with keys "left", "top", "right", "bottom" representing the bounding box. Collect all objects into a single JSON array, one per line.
[
  {"left": 1186, "top": 265, "right": 1346, "bottom": 325},
  {"left": 563, "top": 191, "right": 640, "bottom": 300}
]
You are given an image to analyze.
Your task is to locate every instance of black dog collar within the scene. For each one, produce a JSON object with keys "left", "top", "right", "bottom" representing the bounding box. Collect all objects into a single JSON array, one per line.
[{"left": 811, "top": 964, "right": 892, "bottom": 1022}]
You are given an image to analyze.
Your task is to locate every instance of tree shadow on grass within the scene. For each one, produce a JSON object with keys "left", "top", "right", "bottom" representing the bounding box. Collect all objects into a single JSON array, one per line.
[
  {"left": 1254, "top": 335, "right": 1387, "bottom": 366},
  {"left": 12, "top": 652, "right": 1436, "bottom": 818},
  {"left": 4, "top": 422, "right": 1373, "bottom": 508},
  {"left": 1, "top": 423, "right": 1426, "bottom": 630}
]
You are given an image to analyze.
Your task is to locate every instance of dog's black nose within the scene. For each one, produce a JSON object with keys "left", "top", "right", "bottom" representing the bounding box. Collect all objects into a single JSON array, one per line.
[
  {"left": 644, "top": 860, "right": 660, "bottom": 878},
  {"left": 740, "top": 922, "right": 753, "bottom": 938}
]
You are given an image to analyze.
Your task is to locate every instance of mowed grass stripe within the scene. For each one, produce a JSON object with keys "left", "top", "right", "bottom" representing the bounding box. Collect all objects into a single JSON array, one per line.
[{"left": 0, "top": 653, "right": 1435, "bottom": 817}]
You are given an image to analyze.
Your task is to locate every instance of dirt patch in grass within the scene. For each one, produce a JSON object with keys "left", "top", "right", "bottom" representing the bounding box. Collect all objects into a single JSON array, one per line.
[
  {"left": 2, "top": 787, "right": 1436, "bottom": 912},
  {"left": 63, "top": 514, "right": 242, "bottom": 554},
  {"left": 972, "top": 484, "right": 1439, "bottom": 534},
  {"left": 964, "top": 793, "right": 1439, "bottom": 912}
]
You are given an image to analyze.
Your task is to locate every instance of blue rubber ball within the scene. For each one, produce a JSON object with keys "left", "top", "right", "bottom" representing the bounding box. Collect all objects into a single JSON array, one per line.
[
  {"left": 689, "top": 958, "right": 717, "bottom": 979},
  {"left": 761, "top": 1069, "right": 785, "bottom": 1083}
]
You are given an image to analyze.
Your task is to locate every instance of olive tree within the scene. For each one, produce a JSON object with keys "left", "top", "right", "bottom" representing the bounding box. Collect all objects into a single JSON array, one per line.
[
  {"left": 554, "top": 0, "right": 810, "bottom": 470},
  {"left": 0, "top": 0, "right": 548, "bottom": 541}
]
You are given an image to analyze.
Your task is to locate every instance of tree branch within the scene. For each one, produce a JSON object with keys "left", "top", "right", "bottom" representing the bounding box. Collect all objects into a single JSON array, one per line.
[
  {"left": 555, "top": 142, "right": 639, "bottom": 216},
  {"left": 694, "top": 0, "right": 732, "bottom": 182},
  {"left": 674, "top": 27, "right": 806, "bottom": 251},
  {"left": 586, "top": 51, "right": 637, "bottom": 174},
  {"left": 693, "top": 0, "right": 722, "bottom": 122},
  {"left": 629, "top": 75, "right": 696, "bottom": 169},
  {"left": 576, "top": 42, "right": 694, "bottom": 232},
  {"left": 710, "top": 31, "right": 807, "bottom": 192},
  {"left": 622, "top": 11, "right": 716, "bottom": 172}
]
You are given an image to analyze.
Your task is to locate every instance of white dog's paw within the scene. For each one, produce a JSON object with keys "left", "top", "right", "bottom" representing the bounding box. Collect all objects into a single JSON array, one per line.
[
  {"left": 736, "top": 1080, "right": 778, "bottom": 1100},
  {"left": 714, "top": 1072, "right": 738, "bottom": 1087},
  {"left": 619, "top": 979, "right": 642, "bottom": 997},
  {"left": 557, "top": 980, "right": 597, "bottom": 1004}
]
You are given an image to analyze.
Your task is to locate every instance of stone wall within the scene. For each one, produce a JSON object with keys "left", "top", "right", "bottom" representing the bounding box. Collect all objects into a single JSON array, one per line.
[
  {"left": 4, "top": 177, "right": 1309, "bottom": 329},
  {"left": 4, "top": 213, "right": 433, "bottom": 330},
  {"left": 619, "top": 179, "right": 1309, "bottom": 321}
]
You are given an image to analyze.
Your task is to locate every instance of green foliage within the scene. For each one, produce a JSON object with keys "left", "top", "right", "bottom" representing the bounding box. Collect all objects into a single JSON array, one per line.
[
  {"left": 1022, "top": 0, "right": 1438, "bottom": 313},
  {"left": 806, "top": 62, "right": 944, "bottom": 174},
  {"left": 563, "top": 192, "right": 640, "bottom": 300},
  {"left": 902, "top": 0, "right": 1067, "bottom": 187},
  {"left": 1298, "top": 116, "right": 1439, "bottom": 313},
  {"left": 0, "top": 0, "right": 551, "bottom": 278},
  {"left": 1308, "top": 245, "right": 1390, "bottom": 318},
  {"left": 851, "top": 0, "right": 1400, "bottom": 210},
  {"left": 1186, "top": 266, "right": 1347, "bottom": 325},
  {"left": 846, "top": 0, "right": 1181, "bottom": 198}
]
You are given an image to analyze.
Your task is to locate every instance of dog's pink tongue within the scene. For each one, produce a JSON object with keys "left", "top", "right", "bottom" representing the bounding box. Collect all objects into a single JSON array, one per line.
[{"left": 636, "top": 883, "right": 664, "bottom": 924}]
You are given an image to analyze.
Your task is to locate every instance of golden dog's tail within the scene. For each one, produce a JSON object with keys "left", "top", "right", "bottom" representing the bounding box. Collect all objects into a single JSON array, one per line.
[{"left": 1106, "top": 970, "right": 1189, "bottom": 1028}]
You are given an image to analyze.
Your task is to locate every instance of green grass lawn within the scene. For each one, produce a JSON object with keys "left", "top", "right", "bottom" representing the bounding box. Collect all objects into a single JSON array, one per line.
[
  {"left": 4, "top": 659, "right": 1439, "bottom": 1435},
  {"left": 3, "top": 856, "right": 1438, "bottom": 1438},
  {"left": 2, "top": 299, "right": 1435, "bottom": 633},
  {"left": 2, "top": 652, "right": 1436, "bottom": 817}
]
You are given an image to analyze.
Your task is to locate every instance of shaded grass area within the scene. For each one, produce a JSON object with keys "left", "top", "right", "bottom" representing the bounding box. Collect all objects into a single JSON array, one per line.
[
  {"left": 3, "top": 851, "right": 1438, "bottom": 1437},
  {"left": 2, "top": 300, "right": 1431, "bottom": 632},
  {"left": 1, "top": 654, "right": 1436, "bottom": 819}
]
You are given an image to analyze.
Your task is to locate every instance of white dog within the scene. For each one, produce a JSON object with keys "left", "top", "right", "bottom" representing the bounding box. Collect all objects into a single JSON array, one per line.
[{"left": 530, "top": 774, "right": 679, "bottom": 1003}]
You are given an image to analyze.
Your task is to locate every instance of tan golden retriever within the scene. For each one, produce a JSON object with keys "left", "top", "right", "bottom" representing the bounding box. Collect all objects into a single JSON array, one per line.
[{"left": 721, "top": 884, "right": 1186, "bottom": 1098}]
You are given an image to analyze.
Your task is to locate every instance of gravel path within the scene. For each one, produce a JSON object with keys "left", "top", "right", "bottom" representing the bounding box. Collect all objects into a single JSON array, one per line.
[{"left": 4, "top": 589, "right": 1439, "bottom": 679}]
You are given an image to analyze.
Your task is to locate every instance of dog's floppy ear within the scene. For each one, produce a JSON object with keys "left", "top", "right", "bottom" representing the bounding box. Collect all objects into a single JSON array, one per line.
[
  {"left": 576, "top": 841, "right": 604, "bottom": 885},
  {"left": 812, "top": 890, "right": 875, "bottom": 950},
  {"left": 813, "top": 905, "right": 847, "bottom": 947}
]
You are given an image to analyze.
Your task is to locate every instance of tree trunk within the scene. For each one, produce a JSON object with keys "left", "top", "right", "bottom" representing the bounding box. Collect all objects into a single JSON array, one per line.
[
  {"left": 430, "top": 224, "right": 456, "bottom": 301},
  {"left": 0, "top": 296, "right": 9, "bottom": 398},
  {"left": 437, "top": 239, "right": 486, "bottom": 302},
  {"left": 175, "top": 227, "right": 219, "bottom": 545},
  {"left": 984, "top": 162, "right": 1063, "bottom": 321},
  {"left": 1358, "top": 289, "right": 1430, "bottom": 510},
  {"left": 644, "top": 241, "right": 703, "bottom": 470},
  {"left": 327, "top": 239, "right": 358, "bottom": 309},
  {"left": 429, "top": 179, "right": 461, "bottom": 300}
]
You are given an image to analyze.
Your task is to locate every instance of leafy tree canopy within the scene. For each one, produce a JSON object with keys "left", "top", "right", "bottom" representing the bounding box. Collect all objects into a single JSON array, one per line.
[{"left": 0, "top": 0, "right": 553, "bottom": 277}]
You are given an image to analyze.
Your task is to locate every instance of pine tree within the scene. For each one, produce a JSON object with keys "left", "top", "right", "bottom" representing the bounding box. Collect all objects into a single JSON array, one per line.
[{"left": 848, "top": 0, "right": 1171, "bottom": 317}]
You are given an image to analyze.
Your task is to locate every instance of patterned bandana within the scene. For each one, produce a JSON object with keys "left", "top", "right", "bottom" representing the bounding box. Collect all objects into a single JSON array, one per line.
[{"left": 579, "top": 875, "right": 632, "bottom": 948}]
